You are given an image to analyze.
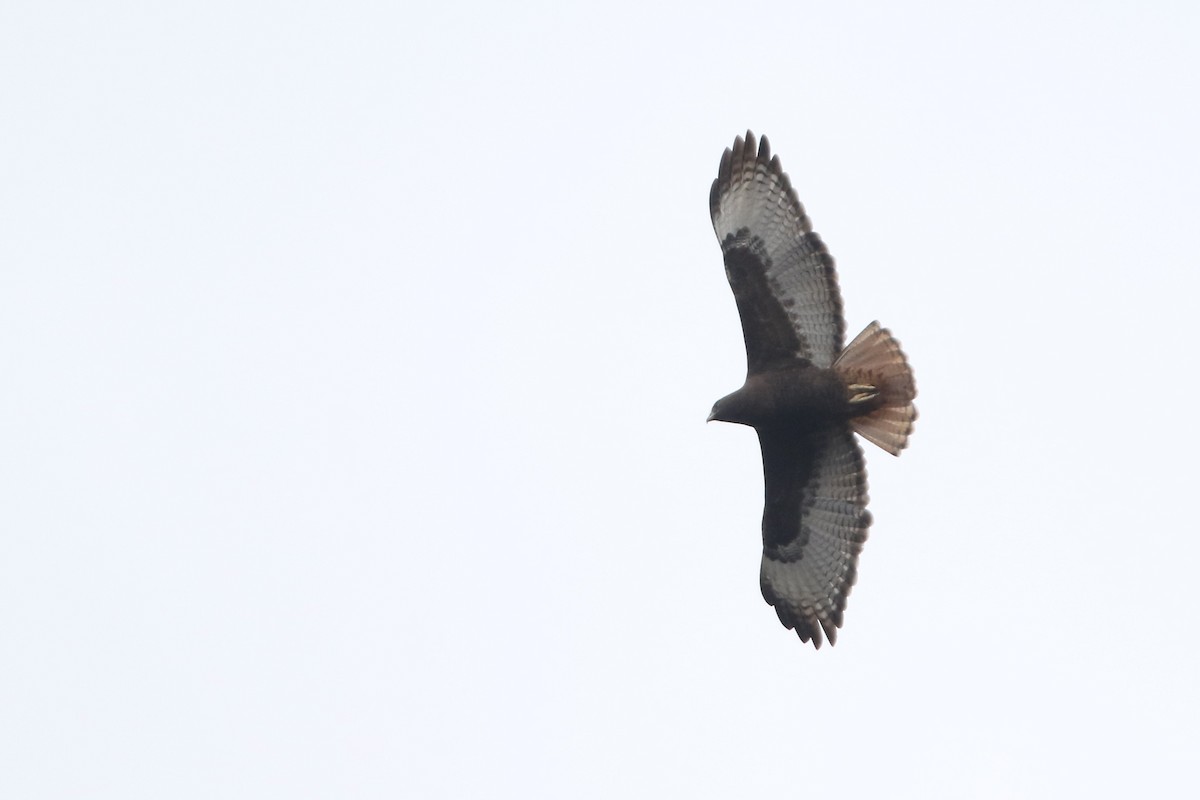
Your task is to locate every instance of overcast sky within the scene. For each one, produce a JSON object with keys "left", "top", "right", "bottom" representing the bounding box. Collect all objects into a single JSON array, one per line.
[{"left": 4, "top": 2, "right": 1199, "bottom": 797}]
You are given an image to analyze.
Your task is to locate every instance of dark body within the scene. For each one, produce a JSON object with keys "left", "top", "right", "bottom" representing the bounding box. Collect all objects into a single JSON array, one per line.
[{"left": 710, "top": 366, "right": 866, "bottom": 432}]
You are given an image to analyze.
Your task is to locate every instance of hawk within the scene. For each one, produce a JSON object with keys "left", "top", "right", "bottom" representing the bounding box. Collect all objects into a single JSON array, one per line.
[{"left": 708, "top": 131, "right": 917, "bottom": 648}]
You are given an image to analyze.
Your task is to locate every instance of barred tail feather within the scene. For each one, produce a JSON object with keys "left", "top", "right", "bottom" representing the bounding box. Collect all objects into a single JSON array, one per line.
[{"left": 833, "top": 321, "right": 917, "bottom": 456}]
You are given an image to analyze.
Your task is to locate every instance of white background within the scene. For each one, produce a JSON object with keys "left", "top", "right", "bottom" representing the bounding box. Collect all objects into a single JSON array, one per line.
[{"left": 4, "top": 2, "right": 1198, "bottom": 797}]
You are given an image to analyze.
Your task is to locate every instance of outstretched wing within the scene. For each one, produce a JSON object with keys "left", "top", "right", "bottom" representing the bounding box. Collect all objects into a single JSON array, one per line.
[
  {"left": 710, "top": 131, "right": 847, "bottom": 373},
  {"left": 756, "top": 424, "right": 870, "bottom": 648}
]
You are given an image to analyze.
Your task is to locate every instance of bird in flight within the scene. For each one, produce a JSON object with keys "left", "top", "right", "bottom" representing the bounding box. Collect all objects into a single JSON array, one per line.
[{"left": 708, "top": 131, "right": 917, "bottom": 648}]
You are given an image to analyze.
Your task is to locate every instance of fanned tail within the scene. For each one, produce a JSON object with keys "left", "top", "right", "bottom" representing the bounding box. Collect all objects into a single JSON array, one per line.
[{"left": 833, "top": 321, "right": 917, "bottom": 456}]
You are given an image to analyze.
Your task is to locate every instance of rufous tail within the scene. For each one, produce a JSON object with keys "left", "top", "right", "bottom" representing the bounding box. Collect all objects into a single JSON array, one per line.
[{"left": 833, "top": 321, "right": 917, "bottom": 456}]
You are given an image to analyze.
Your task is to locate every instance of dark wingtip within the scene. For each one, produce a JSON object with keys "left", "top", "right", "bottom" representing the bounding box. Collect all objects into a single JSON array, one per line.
[
  {"left": 819, "top": 617, "right": 839, "bottom": 647},
  {"left": 710, "top": 139, "right": 735, "bottom": 216},
  {"left": 732, "top": 131, "right": 748, "bottom": 167},
  {"left": 711, "top": 130, "right": 756, "bottom": 218},
  {"left": 771, "top": 602, "right": 828, "bottom": 650},
  {"left": 805, "top": 619, "right": 825, "bottom": 649}
]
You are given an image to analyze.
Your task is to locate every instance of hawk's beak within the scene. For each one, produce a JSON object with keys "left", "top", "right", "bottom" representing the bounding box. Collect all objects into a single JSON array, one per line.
[{"left": 706, "top": 410, "right": 717, "bottom": 423}]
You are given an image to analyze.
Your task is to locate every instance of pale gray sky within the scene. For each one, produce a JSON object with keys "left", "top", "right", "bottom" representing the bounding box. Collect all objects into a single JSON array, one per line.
[{"left": 4, "top": 1, "right": 1199, "bottom": 797}]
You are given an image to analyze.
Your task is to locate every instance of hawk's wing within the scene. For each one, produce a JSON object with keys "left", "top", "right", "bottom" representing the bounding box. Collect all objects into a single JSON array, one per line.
[
  {"left": 756, "top": 424, "right": 870, "bottom": 648},
  {"left": 709, "top": 131, "right": 847, "bottom": 372}
]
